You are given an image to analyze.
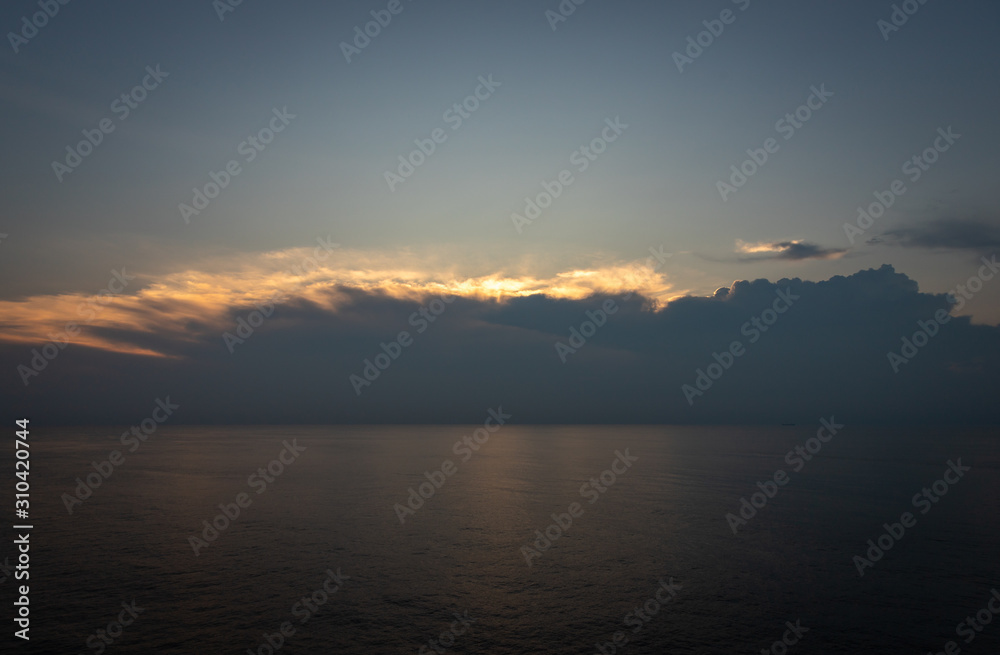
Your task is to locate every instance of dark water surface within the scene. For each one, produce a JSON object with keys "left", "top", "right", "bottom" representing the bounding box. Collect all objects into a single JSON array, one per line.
[{"left": 4, "top": 424, "right": 999, "bottom": 654}]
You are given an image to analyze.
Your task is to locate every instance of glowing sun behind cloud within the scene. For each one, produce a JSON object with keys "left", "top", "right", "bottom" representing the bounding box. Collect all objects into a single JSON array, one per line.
[{"left": 0, "top": 243, "right": 675, "bottom": 357}]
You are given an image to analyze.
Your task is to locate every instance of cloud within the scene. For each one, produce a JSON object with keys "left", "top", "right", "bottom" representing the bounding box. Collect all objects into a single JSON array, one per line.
[
  {"left": 0, "top": 244, "right": 674, "bottom": 355},
  {"left": 733, "top": 240, "right": 847, "bottom": 262},
  {"left": 868, "top": 218, "right": 1000, "bottom": 250},
  {"left": 2, "top": 265, "right": 997, "bottom": 425}
]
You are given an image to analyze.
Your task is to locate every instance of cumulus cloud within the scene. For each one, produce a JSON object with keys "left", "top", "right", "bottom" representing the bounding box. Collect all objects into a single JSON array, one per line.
[{"left": 2, "top": 265, "right": 997, "bottom": 425}]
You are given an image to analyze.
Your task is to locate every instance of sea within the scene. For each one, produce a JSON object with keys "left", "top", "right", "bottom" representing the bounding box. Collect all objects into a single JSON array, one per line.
[{"left": 4, "top": 424, "right": 999, "bottom": 654}]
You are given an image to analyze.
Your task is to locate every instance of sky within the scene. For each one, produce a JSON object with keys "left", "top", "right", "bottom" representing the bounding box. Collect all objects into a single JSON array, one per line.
[{"left": 1, "top": 0, "right": 999, "bottom": 423}]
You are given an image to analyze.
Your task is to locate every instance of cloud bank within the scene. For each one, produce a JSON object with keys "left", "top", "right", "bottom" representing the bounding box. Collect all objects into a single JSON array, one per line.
[{"left": 2, "top": 264, "right": 997, "bottom": 425}]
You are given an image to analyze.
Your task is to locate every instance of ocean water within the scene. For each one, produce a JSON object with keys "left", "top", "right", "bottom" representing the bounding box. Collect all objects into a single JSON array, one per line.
[{"left": 5, "top": 424, "right": 999, "bottom": 654}]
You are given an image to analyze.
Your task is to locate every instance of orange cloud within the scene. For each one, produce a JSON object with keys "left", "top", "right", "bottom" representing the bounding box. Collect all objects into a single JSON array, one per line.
[{"left": 0, "top": 244, "right": 675, "bottom": 356}]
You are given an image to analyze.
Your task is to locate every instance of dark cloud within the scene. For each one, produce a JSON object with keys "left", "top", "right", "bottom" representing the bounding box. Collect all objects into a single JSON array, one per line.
[
  {"left": 755, "top": 241, "right": 847, "bottom": 261},
  {"left": 701, "top": 241, "right": 848, "bottom": 263},
  {"left": 742, "top": 241, "right": 847, "bottom": 261},
  {"left": 869, "top": 218, "right": 1000, "bottom": 250},
  {"left": 2, "top": 265, "right": 998, "bottom": 425}
]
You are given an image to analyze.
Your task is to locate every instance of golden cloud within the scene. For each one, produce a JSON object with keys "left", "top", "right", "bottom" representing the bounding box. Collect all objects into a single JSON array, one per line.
[{"left": 0, "top": 244, "right": 676, "bottom": 356}]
